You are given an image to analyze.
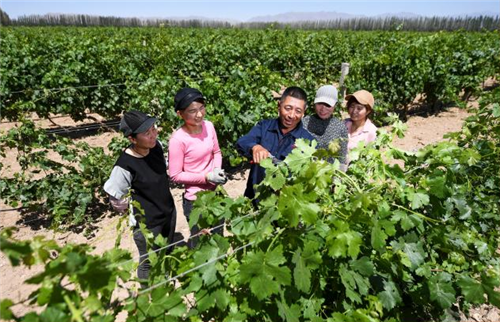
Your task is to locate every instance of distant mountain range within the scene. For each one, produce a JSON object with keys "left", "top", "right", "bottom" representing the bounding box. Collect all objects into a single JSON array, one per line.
[{"left": 247, "top": 11, "right": 362, "bottom": 23}]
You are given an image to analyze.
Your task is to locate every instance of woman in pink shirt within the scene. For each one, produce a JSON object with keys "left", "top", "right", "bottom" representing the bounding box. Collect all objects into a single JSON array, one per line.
[
  {"left": 168, "top": 88, "right": 226, "bottom": 248},
  {"left": 344, "top": 90, "right": 378, "bottom": 151}
]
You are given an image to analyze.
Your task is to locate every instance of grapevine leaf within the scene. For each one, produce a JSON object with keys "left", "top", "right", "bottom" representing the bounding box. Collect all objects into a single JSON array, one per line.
[
  {"left": 371, "top": 222, "right": 388, "bottom": 251},
  {"left": 380, "top": 219, "right": 397, "bottom": 236},
  {"left": 82, "top": 295, "right": 102, "bottom": 313},
  {"left": 239, "top": 251, "right": 265, "bottom": 284},
  {"left": 350, "top": 256, "right": 375, "bottom": 276},
  {"left": 352, "top": 272, "right": 370, "bottom": 296},
  {"left": 426, "top": 175, "right": 447, "bottom": 198},
  {"left": 40, "top": 306, "right": 70, "bottom": 322},
  {"left": 351, "top": 192, "right": 373, "bottom": 210},
  {"left": 0, "top": 236, "right": 33, "bottom": 267},
  {"left": 339, "top": 266, "right": 362, "bottom": 304},
  {"left": 457, "top": 276, "right": 485, "bottom": 305},
  {"left": 189, "top": 275, "right": 205, "bottom": 294},
  {"left": 486, "top": 288, "right": 500, "bottom": 308},
  {"left": 266, "top": 245, "right": 287, "bottom": 266},
  {"left": 249, "top": 275, "right": 280, "bottom": 301},
  {"left": 285, "top": 139, "right": 317, "bottom": 174},
  {"left": 196, "top": 289, "right": 215, "bottom": 312},
  {"left": 404, "top": 242, "right": 425, "bottom": 270},
  {"left": 301, "top": 298, "right": 324, "bottom": 319},
  {"left": 428, "top": 273, "right": 455, "bottom": 309},
  {"left": 260, "top": 158, "right": 286, "bottom": 191},
  {"left": 193, "top": 244, "right": 220, "bottom": 286},
  {"left": 265, "top": 259, "right": 291, "bottom": 285},
  {"left": 37, "top": 284, "right": 54, "bottom": 306},
  {"left": 212, "top": 288, "right": 231, "bottom": 310},
  {"left": 292, "top": 249, "right": 311, "bottom": 293},
  {"left": 277, "top": 297, "right": 301, "bottom": 322},
  {"left": 474, "top": 241, "right": 488, "bottom": 255},
  {"left": 391, "top": 238, "right": 426, "bottom": 270},
  {"left": 240, "top": 247, "right": 291, "bottom": 300},
  {"left": 492, "top": 103, "right": 500, "bottom": 117},
  {"left": 482, "top": 273, "right": 500, "bottom": 307},
  {"left": 328, "top": 221, "right": 362, "bottom": 259},
  {"left": 461, "top": 148, "right": 481, "bottom": 166},
  {"left": 378, "top": 280, "right": 402, "bottom": 310},
  {"left": 407, "top": 190, "right": 430, "bottom": 210},
  {"left": 0, "top": 299, "right": 14, "bottom": 321},
  {"left": 391, "top": 210, "right": 421, "bottom": 231},
  {"left": 268, "top": 169, "right": 286, "bottom": 191},
  {"left": 302, "top": 240, "right": 322, "bottom": 269},
  {"left": 278, "top": 185, "right": 320, "bottom": 227},
  {"left": 161, "top": 291, "right": 186, "bottom": 317},
  {"left": 453, "top": 197, "right": 472, "bottom": 220}
]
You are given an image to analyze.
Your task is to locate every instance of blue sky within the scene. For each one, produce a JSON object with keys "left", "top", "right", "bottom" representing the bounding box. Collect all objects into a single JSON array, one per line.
[{"left": 1, "top": 0, "right": 499, "bottom": 21}]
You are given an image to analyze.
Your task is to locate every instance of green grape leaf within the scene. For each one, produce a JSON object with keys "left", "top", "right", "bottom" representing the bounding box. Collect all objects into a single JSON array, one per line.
[
  {"left": 0, "top": 299, "right": 14, "bottom": 321},
  {"left": 391, "top": 238, "right": 426, "bottom": 270},
  {"left": 285, "top": 139, "right": 317, "bottom": 173},
  {"left": 239, "top": 247, "right": 291, "bottom": 300},
  {"left": 407, "top": 190, "right": 430, "bottom": 210},
  {"left": 457, "top": 276, "right": 485, "bottom": 305},
  {"left": 327, "top": 221, "right": 362, "bottom": 259},
  {"left": 212, "top": 288, "right": 231, "bottom": 310},
  {"left": 193, "top": 244, "right": 220, "bottom": 285},
  {"left": 292, "top": 249, "right": 311, "bottom": 293},
  {"left": 350, "top": 256, "right": 375, "bottom": 276},
  {"left": 278, "top": 185, "right": 320, "bottom": 227},
  {"left": 378, "top": 280, "right": 402, "bottom": 310},
  {"left": 371, "top": 224, "right": 388, "bottom": 251},
  {"left": 428, "top": 273, "right": 456, "bottom": 309}
]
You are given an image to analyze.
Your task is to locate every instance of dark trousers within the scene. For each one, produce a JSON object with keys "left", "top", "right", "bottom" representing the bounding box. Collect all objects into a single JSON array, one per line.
[
  {"left": 183, "top": 197, "right": 223, "bottom": 249},
  {"left": 132, "top": 211, "right": 176, "bottom": 284}
]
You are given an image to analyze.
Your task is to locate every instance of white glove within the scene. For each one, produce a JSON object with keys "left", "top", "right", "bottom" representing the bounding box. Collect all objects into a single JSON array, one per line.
[{"left": 206, "top": 167, "right": 227, "bottom": 185}]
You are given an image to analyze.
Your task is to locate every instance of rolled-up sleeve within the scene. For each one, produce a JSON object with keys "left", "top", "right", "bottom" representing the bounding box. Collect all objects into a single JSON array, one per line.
[{"left": 104, "top": 166, "right": 132, "bottom": 199}]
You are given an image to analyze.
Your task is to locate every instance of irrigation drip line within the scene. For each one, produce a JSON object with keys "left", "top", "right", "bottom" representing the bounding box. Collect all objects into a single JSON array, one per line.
[
  {"left": 17, "top": 215, "right": 51, "bottom": 226},
  {"left": 45, "top": 120, "right": 120, "bottom": 135},
  {"left": 0, "top": 114, "right": 72, "bottom": 124},
  {"left": 0, "top": 207, "right": 27, "bottom": 213}
]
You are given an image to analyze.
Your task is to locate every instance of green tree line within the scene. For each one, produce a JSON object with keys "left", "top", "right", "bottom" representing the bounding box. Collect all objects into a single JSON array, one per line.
[{"left": 0, "top": 7, "right": 498, "bottom": 31}]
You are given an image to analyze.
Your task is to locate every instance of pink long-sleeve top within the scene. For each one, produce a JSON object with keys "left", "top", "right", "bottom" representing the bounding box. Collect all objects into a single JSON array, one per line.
[
  {"left": 168, "top": 120, "right": 222, "bottom": 201},
  {"left": 344, "top": 118, "right": 378, "bottom": 151}
]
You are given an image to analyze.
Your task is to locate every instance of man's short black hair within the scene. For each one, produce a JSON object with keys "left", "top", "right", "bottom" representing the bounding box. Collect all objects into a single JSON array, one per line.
[{"left": 280, "top": 86, "right": 308, "bottom": 105}]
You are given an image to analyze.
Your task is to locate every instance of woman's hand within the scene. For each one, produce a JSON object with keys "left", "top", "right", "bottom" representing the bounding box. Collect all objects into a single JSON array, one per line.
[
  {"left": 109, "top": 196, "right": 129, "bottom": 213},
  {"left": 206, "top": 167, "right": 227, "bottom": 184}
]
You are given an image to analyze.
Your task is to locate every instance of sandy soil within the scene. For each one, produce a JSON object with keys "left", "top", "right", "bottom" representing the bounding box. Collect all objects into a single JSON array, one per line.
[{"left": 0, "top": 105, "right": 495, "bottom": 321}]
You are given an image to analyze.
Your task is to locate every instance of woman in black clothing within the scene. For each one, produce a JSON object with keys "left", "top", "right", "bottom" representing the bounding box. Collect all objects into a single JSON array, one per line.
[{"left": 104, "top": 110, "right": 176, "bottom": 284}]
